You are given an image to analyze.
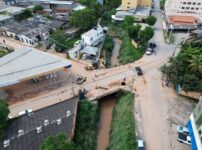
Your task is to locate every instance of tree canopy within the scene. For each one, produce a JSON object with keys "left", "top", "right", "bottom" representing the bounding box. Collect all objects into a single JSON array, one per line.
[
  {"left": 139, "top": 26, "right": 154, "bottom": 43},
  {"left": 127, "top": 24, "right": 141, "bottom": 39},
  {"left": 41, "top": 133, "right": 75, "bottom": 150},
  {"left": 0, "top": 100, "right": 10, "bottom": 139},
  {"left": 122, "top": 16, "right": 134, "bottom": 29},
  {"left": 146, "top": 16, "right": 157, "bottom": 26},
  {"left": 15, "top": 9, "right": 33, "bottom": 21},
  {"left": 161, "top": 40, "right": 202, "bottom": 92},
  {"left": 69, "top": 8, "right": 96, "bottom": 30},
  {"left": 33, "top": 5, "right": 44, "bottom": 13},
  {"left": 49, "top": 30, "right": 68, "bottom": 52}
]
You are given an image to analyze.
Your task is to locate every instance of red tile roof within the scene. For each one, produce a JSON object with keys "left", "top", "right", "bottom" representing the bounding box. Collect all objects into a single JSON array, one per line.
[{"left": 168, "top": 15, "right": 197, "bottom": 25}]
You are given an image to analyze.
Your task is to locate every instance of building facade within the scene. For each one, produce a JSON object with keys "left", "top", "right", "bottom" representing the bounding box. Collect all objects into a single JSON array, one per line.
[
  {"left": 187, "top": 96, "right": 202, "bottom": 150},
  {"left": 120, "top": 0, "right": 151, "bottom": 10},
  {"left": 165, "top": 0, "right": 202, "bottom": 21}
]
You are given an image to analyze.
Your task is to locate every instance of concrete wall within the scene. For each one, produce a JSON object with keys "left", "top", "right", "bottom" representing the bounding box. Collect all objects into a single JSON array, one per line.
[
  {"left": 139, "top": 0, "right": 151, "bottom": 7},
  {"left": 121, "top": 0, "right": 138, "bottom": 10},
  {"left": 193, "top": 98, "right": 202, "bottom": 131},
  {"left": 165, "top": 0, "right": 202, "bottom": 20}
]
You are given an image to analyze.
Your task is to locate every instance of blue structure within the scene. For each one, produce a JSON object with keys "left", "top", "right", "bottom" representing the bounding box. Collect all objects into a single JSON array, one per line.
[{"left": 187, "top": 120, "right": 198, "bottom": 150}]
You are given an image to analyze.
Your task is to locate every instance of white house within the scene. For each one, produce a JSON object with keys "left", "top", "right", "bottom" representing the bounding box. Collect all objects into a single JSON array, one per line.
[{"left": 81, "top": 25, "right": 105, "bottom": 47}]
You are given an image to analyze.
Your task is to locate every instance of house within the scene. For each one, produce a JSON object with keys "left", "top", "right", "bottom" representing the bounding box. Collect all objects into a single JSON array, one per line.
[
  {"left": 187, "top": 95, "right": 202, "bottom": 150},
  {"left": 0, "top": 4, "right": 24, "bottom": 26},
  {"left": 81, "top": 26, "right": 105, "bottom": 47},
  {"left": 112, "top": 0, "right": 151, "bottom": 22},
  {"left": 0, "top": 16, "right": 66, "bottom": 47},
  {"left": 119, "top": 0, "right": 151, "bottom": 11}
]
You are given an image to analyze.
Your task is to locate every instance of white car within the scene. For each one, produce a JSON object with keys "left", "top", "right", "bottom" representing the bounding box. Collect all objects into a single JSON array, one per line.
[
  {"left": 146, "top": 48, "right": 153, "bottom": 55},
  {"left": 137, "top": 140, "right": 145, "bottom": 150},
  {"left": 177, "top": 126, "right": 189, "bottom": 135},
  {"left": 82, "top": 54, "right": 89, "bottom": 60},
  {"left": 177, "top": 132, "right": 191, "bottom": 145}
]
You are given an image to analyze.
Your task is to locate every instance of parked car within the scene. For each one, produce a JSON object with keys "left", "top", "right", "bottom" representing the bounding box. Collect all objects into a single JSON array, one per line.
[
  {"left": 137, "top": 140, "right": 145, "bottom": 150},
  {"left": 177, "top": 132, "right": 191, "bottom": 145},
  {"left": 146, "top": 48, "right": 153, "bottom": 55},
  {"left": 135, "top": 67, "right": 143, "bottom": 75},
  {"left": 77, "top": 76, "right": 86, "bottom": 84},
  {"left": 149, "top": 42, "right": 156, "bottom": 49},
  {"left": 82, "top": 54, "right": 89, "bottom": 60},
  {"left": 177, "top": 126, "right": 189, "bottom": 135}
]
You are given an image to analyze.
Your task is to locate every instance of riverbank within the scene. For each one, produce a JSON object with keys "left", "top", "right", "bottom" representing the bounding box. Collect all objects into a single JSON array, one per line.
[
  {"left": 107, "top": 91, "right": 137, "bottom": 150},
  {"left": 73, "top": 100, "right": 99, "bottom": 150}
]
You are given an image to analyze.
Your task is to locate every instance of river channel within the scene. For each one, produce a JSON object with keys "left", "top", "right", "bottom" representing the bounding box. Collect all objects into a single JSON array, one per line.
[{"left": 97, "top": 95, "right": 116, "bottom": 150}]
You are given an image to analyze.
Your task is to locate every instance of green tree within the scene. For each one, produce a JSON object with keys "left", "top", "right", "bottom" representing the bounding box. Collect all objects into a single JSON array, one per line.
[
  {"left": 146, "top": 16, "right": 157, "bottom": 26},
  {"left": 139, "top": 26, "right": 154, "bottom": 43},
  {"left": 0, "top": 100, "right": 10, "bottom": 139},
  {"left": 41, "top": 133, "right": 75, "bottom": 150},
  {"left": 127, "top": 24, "right": 141, "bottom": 39},
  {"left": 105, "top": 0, "right": 121, "bottom": 10},
  {"left": 122, "top": 16, "right": 134, "bottom": 29},
  {"left": 15, "top": 9, "right": 33, "bottom": 21},
  {"left": 49, "top": 30, "right": 67, "bottom": 51},
  {"left": 33, "top": 5, "right": 44, "bottom": 13},
  {"left": 161, "top": 40, "right": 202, "bottom": 92},
  {"left": 69, "top": 8, "right": 96, "bottom": 30}
]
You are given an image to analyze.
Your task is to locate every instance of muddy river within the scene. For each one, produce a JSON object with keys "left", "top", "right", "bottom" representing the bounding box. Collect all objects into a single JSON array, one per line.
[{"left": 97, "top": 96, "right": 116, "bottom": 150}]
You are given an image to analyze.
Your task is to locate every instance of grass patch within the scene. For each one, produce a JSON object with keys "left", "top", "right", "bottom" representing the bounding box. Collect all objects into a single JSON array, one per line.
[
  {"left": 0, "top": 48, "right": 13, "bottom": 58},
  {"left": 73, "top": 100, "right": 99, "bottom": 150},
  {"left": 110, "top": 26, "right": 145, "bottom": 64},
  {"left": 107, "top": 91, "right": 137, "bottom": 150},
  {"left": 64, "top": 37, "right": 80, "bottom": 49}
]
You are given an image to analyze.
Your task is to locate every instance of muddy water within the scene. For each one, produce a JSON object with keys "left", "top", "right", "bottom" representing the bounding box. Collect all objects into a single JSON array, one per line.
[{"left": 97, "top": 96, "right": 116, "bottom": 150}]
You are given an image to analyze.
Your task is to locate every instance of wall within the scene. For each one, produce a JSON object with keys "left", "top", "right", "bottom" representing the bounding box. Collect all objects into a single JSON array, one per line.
[
  {"left": 165, "top": 0, "right": 202, "bottom": 20},
  {"left": 193, "top": 98, "right": 202, "bottom": 131},
  {"left": 121, "top": 0, "right": 138, "bottom": 10},
  {"left": 139, "top": 0, "right": 151, "bottom": 7}
]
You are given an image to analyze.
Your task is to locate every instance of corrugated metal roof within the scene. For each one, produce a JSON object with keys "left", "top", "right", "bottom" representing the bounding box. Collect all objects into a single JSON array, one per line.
[{"left": 0, "top": 48, "right": 71, "bottom": 87}]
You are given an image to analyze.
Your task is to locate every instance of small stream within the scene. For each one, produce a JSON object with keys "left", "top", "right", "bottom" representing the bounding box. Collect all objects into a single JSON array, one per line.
[{"left": 97, "top": 96, "right": 116, "bottom": 150}]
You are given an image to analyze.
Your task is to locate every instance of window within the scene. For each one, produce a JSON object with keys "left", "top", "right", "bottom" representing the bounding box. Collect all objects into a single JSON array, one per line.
[
  {"left": 182, "top": 7, "right": 185, "bottom": 9},
  {"left": 183, "top": 2, "right": 186, "bottom": 4},
  {"left": 187, "top": 2, "right": 191, "bottom": 5},
  {"left": 186, "top": 7, "right": 190, "bottom": 9},
  {"left": 193, "top": 2, "right": 196, "bottom": 5},
  {"left": 198, "top": 3, "right": 201, "bottom": 5},
  {"left": 196, "top": 7, "right": 199, "bottom": 10},
  {"left": 128, "top": 2, "right": 131, "bottom": 4},
  {"left": 191, "top": 7, "right": 194, "bottom": 10}
]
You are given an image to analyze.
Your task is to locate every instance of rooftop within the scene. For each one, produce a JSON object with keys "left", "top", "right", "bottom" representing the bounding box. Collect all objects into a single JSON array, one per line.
[
  {"left": 0, "top": 97, "right": 78, "bottom": 150},
  {"left": 0, "top": 5, "right": 24, "bottom": 15},
  {"left": 81, "top": 46, "right": 99, "bottom": 56},
  {"left": 169, "top": 15, "right": 197, "bottom": 25},
  {"left": 82, "top": 26, "right": 104, "bottom": 38},
  {"left": 0, "top": 48, "right": 71, "bottom": 87}
]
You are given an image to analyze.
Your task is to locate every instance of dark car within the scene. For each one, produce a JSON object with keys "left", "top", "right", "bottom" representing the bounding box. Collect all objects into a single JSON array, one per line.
[
  {"left": 135, "top": 67, "right": 143, "bottom": 75},
  {"left": 149, "top": 42, "right": 156, "bottom": 49}
]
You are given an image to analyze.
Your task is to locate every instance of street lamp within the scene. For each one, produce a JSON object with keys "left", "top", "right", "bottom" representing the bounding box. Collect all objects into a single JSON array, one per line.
[{"left": 168, "top": 24, "right": 174, "bottom": 44}]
